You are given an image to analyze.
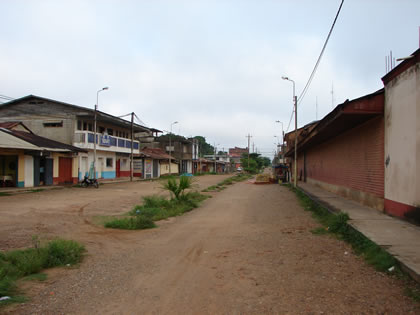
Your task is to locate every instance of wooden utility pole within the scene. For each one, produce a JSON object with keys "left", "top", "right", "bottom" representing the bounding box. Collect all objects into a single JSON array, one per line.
[{"left": 130, "top": 112, "right": 134, "bottom": 181}]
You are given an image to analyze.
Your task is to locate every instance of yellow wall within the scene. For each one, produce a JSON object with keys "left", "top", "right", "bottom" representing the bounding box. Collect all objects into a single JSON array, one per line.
[{"left": 160, "top": 161, "right": 179, "bottom": 175}]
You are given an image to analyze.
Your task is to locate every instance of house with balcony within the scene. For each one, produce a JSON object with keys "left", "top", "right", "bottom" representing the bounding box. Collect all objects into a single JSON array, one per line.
[
  {"left": 150, "top": 134, "right": 198, "bottom": 175},
  {"left": 0, "top": 95, "right": 155, "bottom": 181}
]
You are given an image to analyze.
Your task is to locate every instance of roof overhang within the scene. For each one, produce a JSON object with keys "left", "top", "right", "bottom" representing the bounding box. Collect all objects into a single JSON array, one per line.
[{"left": 286, "top": 89, "right": 384, "bottom": 157}]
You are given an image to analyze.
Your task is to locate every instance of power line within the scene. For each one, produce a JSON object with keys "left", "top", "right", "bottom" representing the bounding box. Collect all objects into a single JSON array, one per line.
[
  {"left": 285, "top": 0, "right": 344, "bottom": 132},
  {"left": 297, "top": 0, "right": 344, "bottom": 105}
]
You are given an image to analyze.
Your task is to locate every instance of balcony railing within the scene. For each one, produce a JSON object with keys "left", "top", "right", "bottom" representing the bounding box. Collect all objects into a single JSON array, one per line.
[{"left": 73, "top": 131, "right": 140, "bottom": 152}]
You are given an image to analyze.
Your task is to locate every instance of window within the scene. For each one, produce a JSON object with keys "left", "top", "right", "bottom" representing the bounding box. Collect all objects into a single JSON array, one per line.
[
  {"left": 88, "top": 123, "right": 93, "bottom": 131},
  {"left": 99, "top": 126, "right": 105, "bottom": 133},
  {"left": 43, "top": 121, "right": 63, "bottom": 127},
  {"left": 77, "top": 120, "right": 82, "bottom": 130},
  {"left": 106, "top": 158, "right": 113, "bottom": 167},
  {"left": 83, "top": 122, "right": 87, "bottom": 130},
  {"left": 107, "top": 128, "right": 113, "bottom": 136}
]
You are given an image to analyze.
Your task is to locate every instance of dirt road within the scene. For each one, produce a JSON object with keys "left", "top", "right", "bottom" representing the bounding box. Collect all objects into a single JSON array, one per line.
[{"left": 3, "top": 177, "right": 419, "bottom": 314}]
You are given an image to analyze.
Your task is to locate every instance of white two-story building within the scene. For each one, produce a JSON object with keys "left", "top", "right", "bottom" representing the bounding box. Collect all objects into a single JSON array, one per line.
[{"left": 0, "top": 95, "right": 155, "bottom": 182}]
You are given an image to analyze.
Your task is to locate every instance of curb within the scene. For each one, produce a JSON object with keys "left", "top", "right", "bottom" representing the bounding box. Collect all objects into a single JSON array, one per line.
[{"left": 297, "top": 185, "right": 420, "bottom": 285}]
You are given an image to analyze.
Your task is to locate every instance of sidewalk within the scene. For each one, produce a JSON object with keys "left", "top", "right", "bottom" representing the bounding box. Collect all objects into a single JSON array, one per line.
[
  {"left": 0, "top": 177, "right": 143, "bottom": 194},
  {"left": 298, "top": 182, "right": 420, "bottom": 283}
]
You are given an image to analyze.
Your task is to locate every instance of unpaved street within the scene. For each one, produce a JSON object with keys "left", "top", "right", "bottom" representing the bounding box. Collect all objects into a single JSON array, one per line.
[{"left": 2, "top": 177, "right": 419, "bottom": 314}]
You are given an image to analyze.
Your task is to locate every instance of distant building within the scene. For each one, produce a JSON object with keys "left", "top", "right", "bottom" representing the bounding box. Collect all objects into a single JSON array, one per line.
[{"left": 229, "top": 147, "right": 248, "bottom": 169}]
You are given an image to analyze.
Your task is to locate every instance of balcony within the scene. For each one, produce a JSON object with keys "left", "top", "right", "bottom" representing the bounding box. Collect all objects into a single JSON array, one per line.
[{"left": 73, "top": 131, "right": 140, "bottom": 154}]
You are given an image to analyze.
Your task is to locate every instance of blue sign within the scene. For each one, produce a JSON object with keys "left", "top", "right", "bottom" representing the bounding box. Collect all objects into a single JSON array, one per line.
[{"left": 100, "top": 133, "right": 111, "bottom": 146}]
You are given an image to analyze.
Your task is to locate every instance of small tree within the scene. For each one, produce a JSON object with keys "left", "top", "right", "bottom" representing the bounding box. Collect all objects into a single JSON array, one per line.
[{"left": 162, "top": 176, "right": 193, "bottom": 200}]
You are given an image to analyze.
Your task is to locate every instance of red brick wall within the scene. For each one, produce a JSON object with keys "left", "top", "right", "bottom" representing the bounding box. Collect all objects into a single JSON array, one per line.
[{"left": 299, "top": 117, "right": 384, "bottom": 197}]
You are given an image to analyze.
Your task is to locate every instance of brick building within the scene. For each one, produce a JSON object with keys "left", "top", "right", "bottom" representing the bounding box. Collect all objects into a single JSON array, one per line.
[{"left": 285, "top": 48, "right": 420, "bottom": 220}]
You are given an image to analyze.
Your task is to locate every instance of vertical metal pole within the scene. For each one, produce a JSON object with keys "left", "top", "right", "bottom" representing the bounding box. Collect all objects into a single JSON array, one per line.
[
  {"left": 169, "top": 127, "right": 172, "bottom": 175},
  {"left": 130, "top": 112, "right": 134, "bottom": 181},
  {"left": 93, "top": 105, "right": 97, "bottom": 180},
  {"left": 294, "top": 91, "right": 297, "bottom": 188}
]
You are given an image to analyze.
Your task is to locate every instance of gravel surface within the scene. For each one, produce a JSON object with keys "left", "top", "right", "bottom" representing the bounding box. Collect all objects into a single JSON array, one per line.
[{"left": 1, "top": 176, "right": 419, "bottom": 314}]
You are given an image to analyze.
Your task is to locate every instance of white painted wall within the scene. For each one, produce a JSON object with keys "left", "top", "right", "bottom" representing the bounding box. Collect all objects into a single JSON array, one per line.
[
  {"left": 384, "top": 63, "right": 420, "bottom": 207},
  {"left": 24, "top": 155, "right": 33, "bottom": 187}
]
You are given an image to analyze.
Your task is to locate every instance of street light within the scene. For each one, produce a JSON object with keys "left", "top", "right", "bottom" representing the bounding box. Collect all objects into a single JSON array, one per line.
[
  {"left": 275, "top": 120, "right": 284, "bottom": 144},
  {"left": 94, "top": 87, "right": 109, "bottom": 180},
  {"left": 168, "top": 121, "right": 178, "bottom": 175},
  {"left": 282, "top": 76, "right": 297, "bottom": 188}
]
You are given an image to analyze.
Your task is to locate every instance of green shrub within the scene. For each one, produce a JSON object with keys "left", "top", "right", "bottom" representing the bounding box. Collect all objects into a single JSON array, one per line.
[
  {"left": 0, "top": 239, "right": 85, "bottom": 306},
  {"left": 107, "top": 191, "right": 208, "bottom": 230},
  {"left": 4, "top": 248, "right": 48, "bottom": 276},
  {"left": 45, "top": 239, "right": 85, "bottom": 267},
  {"left": 105, "top": 216, "right": 156, "bottom": 230},
  {"left": 162, "top": 176, "right": 194, "bottom": 200}
]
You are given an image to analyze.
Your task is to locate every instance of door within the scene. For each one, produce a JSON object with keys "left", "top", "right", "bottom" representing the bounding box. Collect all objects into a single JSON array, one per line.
[
  {"left": 153, "top": 159, "right": 159, "bottom": 178},
  {"left": 59, "top": 157, "right": 73, "bottom": 183},
  {"left": 45, "top": 158, "right": 53, "bottom": 185},
  {"left": 116, "top": 159, "right": 121, "bottom": 177}
]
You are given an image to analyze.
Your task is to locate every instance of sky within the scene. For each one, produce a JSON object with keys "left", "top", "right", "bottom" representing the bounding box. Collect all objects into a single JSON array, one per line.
[{"left": 1, "top": 0, "right": 419, "bottom": 158}]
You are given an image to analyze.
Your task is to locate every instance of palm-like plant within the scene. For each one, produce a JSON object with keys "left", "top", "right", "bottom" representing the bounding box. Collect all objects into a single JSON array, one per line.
[{"left": 163, "top": 176, "right": 193, "bottom": 200}]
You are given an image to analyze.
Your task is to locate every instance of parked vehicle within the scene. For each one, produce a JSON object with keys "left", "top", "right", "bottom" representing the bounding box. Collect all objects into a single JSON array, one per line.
[
  {"left": 81, "top": 175, "right": 99, "bottom": 188},
  {"left": 236, "top": 167, "right": 243, "bottom": 172}
]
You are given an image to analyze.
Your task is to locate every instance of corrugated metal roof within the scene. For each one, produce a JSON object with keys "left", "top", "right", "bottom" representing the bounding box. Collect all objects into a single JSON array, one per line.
[{"left": 0, "top": 128, "right": 86, "bottom": 152}]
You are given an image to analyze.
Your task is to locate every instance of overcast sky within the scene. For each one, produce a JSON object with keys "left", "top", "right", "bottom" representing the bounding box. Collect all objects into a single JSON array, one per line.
[{"left": 1, "top": 0, "right": 419, "bottom": 157}]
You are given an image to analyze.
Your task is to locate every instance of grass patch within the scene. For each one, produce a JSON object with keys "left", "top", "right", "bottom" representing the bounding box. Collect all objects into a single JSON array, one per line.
[
  {"left": 105, "top": 192, "right": 208, "bottom": 230},
  {"left": 0, "top": 239, "right": 84, "bottom": 306},
  {"left": 202, "top": 174, "right": 253, "bottom": 192},
  {"left": 22, "top": 273, "right": 47, "bottom": 281},
  {"left": 29, "top": 189, "right": 45, "bottom": 193},
  {"left": 105, "top": 216, "right": 156, "bottom": 230},
  {"left": 291, "top": 186, "right": 397, "bottom": 272}
]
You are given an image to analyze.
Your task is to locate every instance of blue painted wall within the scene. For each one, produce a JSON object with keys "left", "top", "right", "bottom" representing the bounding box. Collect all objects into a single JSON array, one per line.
[{"left": 101, "top": 171, "right": 116, "bottom": 179}]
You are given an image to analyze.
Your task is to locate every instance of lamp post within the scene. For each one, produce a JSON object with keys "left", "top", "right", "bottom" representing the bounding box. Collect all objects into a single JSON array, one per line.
[
  {"left": 275, "top": 120, "right": 284, "bottom": 144},
  {"left": 94, "top": 87, "right": 109, "bottom": 180},
  {"left": 282, "top": 76, "right": 297, "bottom": 188},
  {"left": 168, "top": 121, "right": 178, "bottom": 175}
]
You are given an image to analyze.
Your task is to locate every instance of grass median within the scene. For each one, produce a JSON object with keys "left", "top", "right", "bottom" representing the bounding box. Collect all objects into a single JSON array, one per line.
[
  {"left": 104, "top": 192, "right": 208, "bottom": 230},
  {"left": 202, "top": 173, "right": 253, "bottom": 192}
]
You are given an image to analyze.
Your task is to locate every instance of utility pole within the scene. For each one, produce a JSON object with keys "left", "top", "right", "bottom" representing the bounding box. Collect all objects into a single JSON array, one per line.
[
  {"left": 246, "top": 134, "right": 252, "bottom": 169},
  {"left": 199, "top": 141, "right": 202, "bottom": 174},
  {"left": 252, "top": 142, "right": 255, "bottom": 153},
  {"left": 130, "top": 112, "right": 134, "bottom": 182},
  {"left": 214, "top": 142, "right": 217, "bottom": 173}
]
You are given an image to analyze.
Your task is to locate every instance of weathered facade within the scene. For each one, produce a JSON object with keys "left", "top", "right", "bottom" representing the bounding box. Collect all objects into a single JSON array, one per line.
[
  {"left": 382, "top": 48, "right": 420, "bottom": 218},
  {"left": 286, "top": 90, "right": 385, "bottom": 210},
  {"left": 0, "top": 95, "right": 153, "bottom": 181},
  {"left": 0, "top": 122, "right": 84, "bottom": 187}
]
